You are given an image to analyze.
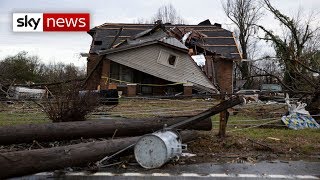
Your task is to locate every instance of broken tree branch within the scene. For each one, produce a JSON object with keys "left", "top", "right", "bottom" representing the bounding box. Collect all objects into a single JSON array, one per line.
[{"left": 248, "top": 138, "right": 273, "bottom": 151}]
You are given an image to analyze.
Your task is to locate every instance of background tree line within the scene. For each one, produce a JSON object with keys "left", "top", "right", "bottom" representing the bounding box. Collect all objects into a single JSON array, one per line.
[
  {"left": 222, "top": 0, "right": 320, "bottom": 113},
  {"left": 135, "top": 1, "right": 319, "bottom": 113},
  {"left": 0, "top": 51, "right": 86, "bottom": 85},
  {"left": 136, "top": 2, "right": 319, "bottom": 94},
  {"left": 222, "top": 0, "right": 319, "bottom": 92},
  {"left": 1, "top": 1, "right": 319, "bottom": 111}
]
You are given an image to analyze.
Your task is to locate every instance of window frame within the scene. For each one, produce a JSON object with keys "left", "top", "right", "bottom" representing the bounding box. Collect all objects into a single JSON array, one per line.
[{"left": 157, "top": 50, "right": 179, "bottom": 68}]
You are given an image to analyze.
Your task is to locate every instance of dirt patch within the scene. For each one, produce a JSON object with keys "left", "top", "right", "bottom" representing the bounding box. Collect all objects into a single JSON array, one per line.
[{"left": 182, "top": 128, "right": 320, "bottom": 164}]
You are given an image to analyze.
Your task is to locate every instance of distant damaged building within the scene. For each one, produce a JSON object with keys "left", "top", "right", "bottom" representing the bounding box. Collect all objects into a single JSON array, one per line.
[{"left": 85, "top": 20, "right": 241, "bottom": 96}]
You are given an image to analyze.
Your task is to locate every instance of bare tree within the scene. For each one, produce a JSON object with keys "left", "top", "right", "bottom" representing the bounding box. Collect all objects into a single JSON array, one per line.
[
  {"left": 258, "top": 0, "right": 320, "bottom": 114},
  {"left": 135, "top": 4, "right": 185, "bottom": 24},
  {"left": 134, "top": 18, "right": 149, "bottom": 24},
  {"left": 152, "top": 4, "right": 185, "bottom": 24},
  {"left": 222, "top": 0, "right": 263, "bottom": 88}
]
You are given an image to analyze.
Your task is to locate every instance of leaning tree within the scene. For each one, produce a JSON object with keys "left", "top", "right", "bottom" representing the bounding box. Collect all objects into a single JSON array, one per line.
[{"left": 258, "top": 0, "right": 320, "bottom": 114}]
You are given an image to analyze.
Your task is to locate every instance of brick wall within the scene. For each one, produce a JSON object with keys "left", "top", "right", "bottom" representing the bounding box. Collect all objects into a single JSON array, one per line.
[
  {"left": 127, "top": 84, "right": 137, "bottom": 96},
  {"left": 85, "top": 54, "right": 109, "bottom": 90},
  {"left": 183, "top": 84, "right": 193, "bottom": 96},
  {"left": 87, "top": 53, "right": 99, "bottom": 74},
  {"left": 99, "top": 59, "right": 110, "bottom": 90},
  {"left": 214, "top": 57, "right": 234, "bottom": 94}
]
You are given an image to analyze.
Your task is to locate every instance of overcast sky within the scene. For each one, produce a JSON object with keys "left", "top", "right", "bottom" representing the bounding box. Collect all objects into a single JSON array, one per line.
[{"left": 0, "top": 0, "right": 319, "bottom": 67}]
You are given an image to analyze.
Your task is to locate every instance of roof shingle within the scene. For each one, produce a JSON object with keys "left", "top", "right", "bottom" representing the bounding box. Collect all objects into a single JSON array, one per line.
[{"left": 88, "top": 23, "right": 241, "bottom": 59}]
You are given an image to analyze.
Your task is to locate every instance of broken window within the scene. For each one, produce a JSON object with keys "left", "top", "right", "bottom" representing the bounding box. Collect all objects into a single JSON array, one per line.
[
  {"left": 157, "top": 50, "right": 179, "bottom": 68},
  {"left": 94, "top": 41, "right": 102, "bottom": 45},
  {"left": 168, "top": 55, "right": 176, "bottom": 66}
]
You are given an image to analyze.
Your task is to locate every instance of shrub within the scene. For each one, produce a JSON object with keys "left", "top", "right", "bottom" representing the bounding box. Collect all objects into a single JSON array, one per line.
[{"left": 43, "top": 82, "right": 99, "bottom": 122}]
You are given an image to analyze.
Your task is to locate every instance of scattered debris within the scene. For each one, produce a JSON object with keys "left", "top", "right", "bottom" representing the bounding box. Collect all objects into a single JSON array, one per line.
[
  {"left": 267, "top": 137, "right": 280, "bottom": 141},
  {"left": 0, "top": 97, "right": 243, "bottom": 178},
  {"left": 248, "top": 139, "right": 274, "bottom": 151},
  {"left": 266, "top": 101, "right": 278, "bottom": 105},
  {"left": 235, "top": 89, "right": 260, "bottom": 104},
  {"left": 181, "top": 153, "right": 197, "bottom": 157},
  {"left": 191, "top": 54, "right": 206, "bottom": 66},
  {"left": 282, "top": 95, "right": 320, "bottom": 130},
  {"left": 281, "top": 113, "right": 320, "bottom": 130},
  {"left": 7, "top": 86, "right": 46, "bottom": 100}
]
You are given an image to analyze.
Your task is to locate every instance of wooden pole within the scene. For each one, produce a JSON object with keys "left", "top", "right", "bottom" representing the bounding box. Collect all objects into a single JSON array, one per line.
[
  {"left": 168, "top": 96, "right": 242, "bottom": 130},
  {"left": 218, "top": 95, "right": 231, "bottom": 138},
  {"left": 218, "top": 110, "right": 229, "bottom": 138},
  {"left": 0, "top": 131, "right": 199, "bottom": 179},
  {"left": 0, "top": 117, "right": 212, "bottom": 145}
]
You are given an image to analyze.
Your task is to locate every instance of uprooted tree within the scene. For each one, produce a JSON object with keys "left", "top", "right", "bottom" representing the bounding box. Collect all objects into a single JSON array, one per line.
[{"left": 258, "top": 0, "right": 320, "bottom": 114}]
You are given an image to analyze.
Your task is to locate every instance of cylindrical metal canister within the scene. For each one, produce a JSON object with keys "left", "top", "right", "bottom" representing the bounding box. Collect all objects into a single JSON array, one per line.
[{"left": 134, "top": 130, "right": 185, "bottom": 169}]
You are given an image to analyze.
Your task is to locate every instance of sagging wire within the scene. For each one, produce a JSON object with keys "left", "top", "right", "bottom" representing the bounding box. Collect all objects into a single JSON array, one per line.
[
  {"left": 90, "top": 108, "right": 210, "bottom": 117},
  {"left": 227, "top": 119, "right": 281, "bottom": 132},
  {"left": 101, "top": 76, "right": 186, "bottom": 87}
]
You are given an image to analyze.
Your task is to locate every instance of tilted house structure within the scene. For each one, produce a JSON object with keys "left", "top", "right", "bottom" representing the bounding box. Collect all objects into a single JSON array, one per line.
[{"left": 85, "top": 20, "right": 241, "bottom": 96}]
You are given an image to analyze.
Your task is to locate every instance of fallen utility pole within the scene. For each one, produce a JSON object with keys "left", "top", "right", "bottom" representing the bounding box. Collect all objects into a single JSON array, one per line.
[
  {"left": 168, "top": 96, "right": 243, "bottom": 129},
  {"left": 96, "top": 96, "right": 244, "bottom": 168},
  {"left": 0, "top": 97, "right": 242, "bottom": 178},
  {"left": 0, "top": 117, "right": 211, "bottom": 145},
  {"left": 0, "top": 131, "right": 199, "bottom": 179}
]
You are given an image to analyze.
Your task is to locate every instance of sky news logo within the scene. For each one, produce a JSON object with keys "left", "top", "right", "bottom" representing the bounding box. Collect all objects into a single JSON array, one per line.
[{"left": 13, "top": 13, "right": 90, "bottom": 32}]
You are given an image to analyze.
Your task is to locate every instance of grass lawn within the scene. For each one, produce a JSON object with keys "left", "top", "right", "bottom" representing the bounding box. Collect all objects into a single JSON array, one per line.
[
  {"left": 0, "top": 99, "right": 319, "bottom": 159},
  {"left": 231, "top": 128, "right": 320, "bottom": 154},
  {"left": 0, "top": 112, "right": 49, "bottom": 126}
]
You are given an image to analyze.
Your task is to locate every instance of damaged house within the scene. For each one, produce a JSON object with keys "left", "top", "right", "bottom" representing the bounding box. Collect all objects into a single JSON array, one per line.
[{"left": 85, "top": 20, "right": 241, "bottom": 96}]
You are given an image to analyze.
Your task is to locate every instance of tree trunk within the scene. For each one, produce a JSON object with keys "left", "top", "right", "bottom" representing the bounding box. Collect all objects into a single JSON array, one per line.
[
  {"left": 0, "top": 131, "right": 199, "bottom": 179},
  {"left": 0, "top": 117, "right": 212, "bottom": 144},
  {"left": 306, "top": 91, "right": 320, "bottom": 119}
]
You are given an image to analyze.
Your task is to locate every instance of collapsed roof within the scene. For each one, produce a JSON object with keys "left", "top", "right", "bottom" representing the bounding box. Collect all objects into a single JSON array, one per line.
[
  {"left": 93, "top": 25, "right": 217, "bottom": 93},
  {"left": 86, "top": 20, "right": 241, "bottom": 94},
  {"left": 97, "top": 23, "right": 189, "bottom": 55},
  {"left": 88, "top": 20, "right": 241, "bottom": 59}
]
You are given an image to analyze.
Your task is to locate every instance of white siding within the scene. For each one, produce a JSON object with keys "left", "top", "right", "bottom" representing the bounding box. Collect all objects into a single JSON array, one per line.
[
  {"left": 106, "top": 44, "right": 216, "bottom": 91},
  {"left": 157, "top": 50, "right": 179, "bottom": 68}
]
